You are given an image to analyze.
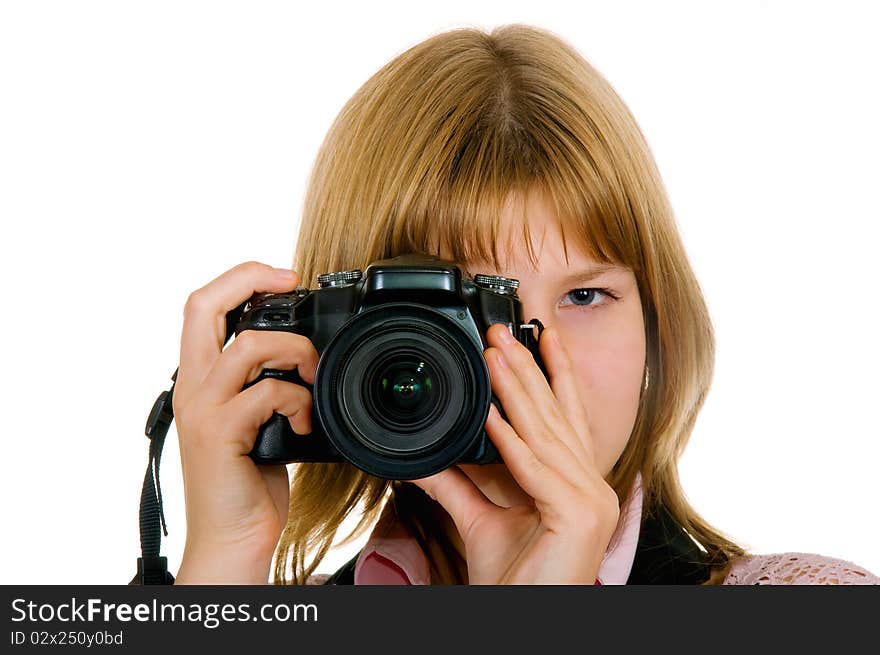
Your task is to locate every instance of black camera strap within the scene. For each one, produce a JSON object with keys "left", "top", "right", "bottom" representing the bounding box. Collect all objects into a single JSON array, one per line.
[
  {"left": 131, "top": 301, "right": 248, "bottom": 585},
  {"left": 130, "top": 371, "right": 177, "bottom": 585}
]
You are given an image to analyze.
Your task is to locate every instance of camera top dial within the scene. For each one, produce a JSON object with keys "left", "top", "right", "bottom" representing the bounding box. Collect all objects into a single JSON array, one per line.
[
  {"left": 318, "top": 270, "right": 363, "bottom": 288},
  {"left": 473, "top": 274, "right": 520, "bottom": 295}
]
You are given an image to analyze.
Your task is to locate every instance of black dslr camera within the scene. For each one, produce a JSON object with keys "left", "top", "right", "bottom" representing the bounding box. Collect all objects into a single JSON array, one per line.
[{"left": 234, "top": 254, "right": 545, "bottom": 480}]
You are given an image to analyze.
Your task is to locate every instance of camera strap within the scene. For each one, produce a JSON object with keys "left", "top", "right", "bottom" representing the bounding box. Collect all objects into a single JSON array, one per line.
[
  {"left": 130, "top": 371, "right": 177, "bottom": 585},
  {"left": 131, "top": 300, "right": 248, "bottom": 585}
]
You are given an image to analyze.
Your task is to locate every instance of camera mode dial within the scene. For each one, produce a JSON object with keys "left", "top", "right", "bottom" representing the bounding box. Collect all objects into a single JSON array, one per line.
[
  {"left": 318, "top": 269, "right": 363, "bottom": 288},
  {"left": 473, "top": 274, "right": 520, "bottom": 295}
]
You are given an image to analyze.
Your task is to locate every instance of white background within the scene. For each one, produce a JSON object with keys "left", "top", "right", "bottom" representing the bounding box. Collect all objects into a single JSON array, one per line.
[{"left": 1, "top": 1, "right": 877, "bottom": 584}]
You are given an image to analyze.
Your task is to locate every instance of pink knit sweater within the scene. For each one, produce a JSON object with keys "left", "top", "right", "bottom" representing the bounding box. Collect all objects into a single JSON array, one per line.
[{"left": 309, "top": 472, "right": 879, "bottom": 585}]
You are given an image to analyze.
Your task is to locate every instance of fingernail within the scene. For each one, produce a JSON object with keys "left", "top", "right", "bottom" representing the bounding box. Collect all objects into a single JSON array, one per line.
[
  {"left": 549, "top": 327, "right": 561, "bottom": 347},
  {"left": 274, "top": 268, "right": 296, "bottom": 279},
  {"left": 497, "top": 324, "right": 515, "bottom": 345},
  {"left": 495, "top": 351, "right": 507, "bottom": 369}
]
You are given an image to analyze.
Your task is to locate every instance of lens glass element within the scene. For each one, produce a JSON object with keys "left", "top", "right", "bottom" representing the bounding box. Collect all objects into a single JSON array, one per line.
[
  {"left": 314, "top": 305, "right": 493, "bottom": 478},
  {"left": 369, "top": 354, "right": 441, "bottom": 427}
]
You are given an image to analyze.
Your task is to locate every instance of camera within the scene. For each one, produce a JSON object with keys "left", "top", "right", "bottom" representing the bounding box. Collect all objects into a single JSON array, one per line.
[{"left": 234, "top": 254, "right": 546, "bottom": 480}]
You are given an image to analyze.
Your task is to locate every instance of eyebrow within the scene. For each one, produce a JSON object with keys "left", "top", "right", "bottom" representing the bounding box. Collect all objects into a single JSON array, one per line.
[
  {"left": 557, "top": 264, "right": 628, "bottom": 286},
  {"left": 460, "top": 262, "right": 628, "bottom": 285}
]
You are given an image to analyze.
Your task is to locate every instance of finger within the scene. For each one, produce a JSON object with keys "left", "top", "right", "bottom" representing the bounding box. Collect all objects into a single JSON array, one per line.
[
  {"left": 484, "top": 403, "right": 576, "bottom": 508},
  {"left": 487, "top": 323, "right": 561, "bottom": 410},
  {"left": 409, "top": 467, "right": 496, "bottom": 543},
  {"left": 198, "top": 328, "right": 319, "bottom": 406},
  {"left": 484, "top": 346, "right": 585, "bottom": 483},
  {"left": 537, "top": 326, "right": 595, "bottom": 467},
  {"left": 489, "top": 323, "right": 578, "bottom": 453},
  {"left": 176, "top": 261, "right": 301, "bottom": 408},
  {"left": 220, "top": 377, "right": 313, "bottom": 451},
  {"left": 456, "top": 463, "right": 535, "bottom": 508}
]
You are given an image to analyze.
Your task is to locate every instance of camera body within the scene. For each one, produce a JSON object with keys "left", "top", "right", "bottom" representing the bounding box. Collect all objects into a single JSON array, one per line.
[{"left": 234, "top": 254, "right": 545, "bottom": 480}]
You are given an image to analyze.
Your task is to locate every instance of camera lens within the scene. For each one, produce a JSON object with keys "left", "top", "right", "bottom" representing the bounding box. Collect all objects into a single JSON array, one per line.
[
  {"left": 341, "top": 330, "right": 463, "bottom": 453},
  {"left": 365, "top": 352, "right": 444, "bottom": 432},
  {"left": 374, "top": 357, "right": 435, "bottom": 416},
  {"left": 314, "top": 304, "right": 492, "bottom": 479}
]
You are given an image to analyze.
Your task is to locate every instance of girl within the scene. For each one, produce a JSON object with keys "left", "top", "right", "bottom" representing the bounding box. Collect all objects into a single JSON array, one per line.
[{"left": 171, "top": 25, "right": 878, "bottom": 585}]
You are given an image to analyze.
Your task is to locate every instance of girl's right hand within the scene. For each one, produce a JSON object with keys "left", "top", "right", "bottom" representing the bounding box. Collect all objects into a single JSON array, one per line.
[{"left": 171, "top": 261, "right": 319, "bottom": 584}]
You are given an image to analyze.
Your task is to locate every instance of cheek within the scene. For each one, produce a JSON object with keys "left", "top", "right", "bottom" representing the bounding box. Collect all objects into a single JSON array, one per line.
[{"left": 560, "top": 317, "right": 646, "bottom": 476}]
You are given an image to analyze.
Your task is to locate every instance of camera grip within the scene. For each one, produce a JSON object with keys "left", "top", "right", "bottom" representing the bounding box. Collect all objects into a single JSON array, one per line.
[{"left": 243, "top": 369, "right": 343, "bottom": 464}]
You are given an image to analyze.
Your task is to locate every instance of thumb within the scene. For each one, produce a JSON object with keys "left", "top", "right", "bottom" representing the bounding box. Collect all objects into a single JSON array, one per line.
[{"left": 410, "top": 466, "right": 495, "bottom": 542}]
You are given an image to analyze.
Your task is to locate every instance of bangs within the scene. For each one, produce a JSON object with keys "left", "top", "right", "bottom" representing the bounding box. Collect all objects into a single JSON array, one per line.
[{"left": 388, "top": 95, "right": 645, "bottom": 275}]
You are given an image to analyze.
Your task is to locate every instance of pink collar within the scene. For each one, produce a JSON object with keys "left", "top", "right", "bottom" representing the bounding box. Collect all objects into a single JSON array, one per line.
[{"left": 354, "top": 471, "right": 644, "bottom": 585}]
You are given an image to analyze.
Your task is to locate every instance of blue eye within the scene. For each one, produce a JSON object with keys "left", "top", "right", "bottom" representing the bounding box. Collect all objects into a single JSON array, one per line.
[{"left": 561, "top": 288, "right": 619, "bottom": 309}]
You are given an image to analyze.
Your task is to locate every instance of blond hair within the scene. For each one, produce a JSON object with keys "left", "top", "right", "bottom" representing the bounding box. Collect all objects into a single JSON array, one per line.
[{"left": 274, "top": 24, "right": 749, "bottom": 585}]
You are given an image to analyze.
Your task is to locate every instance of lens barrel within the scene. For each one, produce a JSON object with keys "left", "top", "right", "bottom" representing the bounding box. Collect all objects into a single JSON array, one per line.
[{"left": 313, "top": 304, "right": 490, "bottom": 479}]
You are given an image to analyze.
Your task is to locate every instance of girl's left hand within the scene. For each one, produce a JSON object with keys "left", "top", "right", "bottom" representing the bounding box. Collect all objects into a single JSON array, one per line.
[{"left": 411, "top": 323, "right": 622, "bottom": 584}]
